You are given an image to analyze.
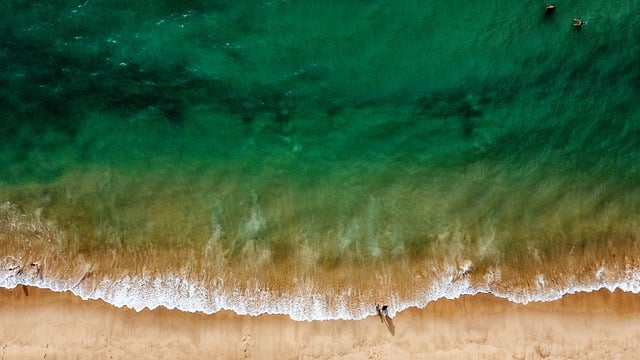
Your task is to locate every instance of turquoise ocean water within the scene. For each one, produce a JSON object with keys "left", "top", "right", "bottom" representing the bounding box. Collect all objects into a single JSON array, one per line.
[{"left": 1, "top": 1, "right": 640, "bottom": 320}]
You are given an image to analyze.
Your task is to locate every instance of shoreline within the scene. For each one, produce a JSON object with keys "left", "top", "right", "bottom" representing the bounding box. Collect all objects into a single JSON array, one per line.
[{"left": 1, "top": 287, "right": 640, "bottom": 359}]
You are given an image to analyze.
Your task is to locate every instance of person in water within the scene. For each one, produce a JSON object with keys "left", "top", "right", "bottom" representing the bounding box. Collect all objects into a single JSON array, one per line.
[
  {"left": 573, "top": 18, "right": 585, "bottom": 28},
  {"left": 545, "top": 5, "right": 556, "bottom": 17},
  {"left": 30, "top": 262, "right": 41, "bottom": 277},
  {"left": 8, "top": 265, "right": 23, "bottom": 275}
]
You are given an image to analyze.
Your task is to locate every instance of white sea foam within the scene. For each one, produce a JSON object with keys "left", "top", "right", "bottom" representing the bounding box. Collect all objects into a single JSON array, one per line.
[{"left": 2, "top": 259, "right": 640, "bottom": 321}]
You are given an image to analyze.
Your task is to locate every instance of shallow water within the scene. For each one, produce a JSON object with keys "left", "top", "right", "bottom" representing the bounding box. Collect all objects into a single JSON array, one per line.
[{"left": 1, "top": 0, "right": 640, "bottom": 320}]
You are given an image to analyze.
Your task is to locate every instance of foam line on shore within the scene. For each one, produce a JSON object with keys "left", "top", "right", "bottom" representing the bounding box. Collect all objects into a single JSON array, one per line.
[{"left": 2, "top": 263, "right": 640, "bottom": 321}]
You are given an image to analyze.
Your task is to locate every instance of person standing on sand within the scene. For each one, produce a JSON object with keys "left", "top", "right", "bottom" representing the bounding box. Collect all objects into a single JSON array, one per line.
[
  {"left": 375, "top": 303, "right": 389, "bottom": 318},
  {"left": 375, "top": 303, "right": 396, "bottom": 335}
]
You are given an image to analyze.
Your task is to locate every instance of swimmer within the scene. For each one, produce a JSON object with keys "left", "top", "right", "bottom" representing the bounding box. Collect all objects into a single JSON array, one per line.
[
  {"left": 573, "top": 18, "right": 585, "bottom": 28},
  {"left": 545, "top": 5, "right": 556, "bottom": 17}
]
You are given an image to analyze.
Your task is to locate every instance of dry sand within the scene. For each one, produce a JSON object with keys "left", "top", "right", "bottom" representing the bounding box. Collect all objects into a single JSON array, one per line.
[{"left": 1, "top": 286, "right": 640, "bottom": 359}]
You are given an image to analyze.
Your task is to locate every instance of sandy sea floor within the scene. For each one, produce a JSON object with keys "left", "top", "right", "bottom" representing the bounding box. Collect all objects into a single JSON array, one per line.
[{"left": 1, "top": 287, "right": 640, "bottom": 359}]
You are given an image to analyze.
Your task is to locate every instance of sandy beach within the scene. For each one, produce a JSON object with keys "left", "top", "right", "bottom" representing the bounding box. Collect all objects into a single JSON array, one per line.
[{"left": 1, "top": 287, "right": 639, "bottom": 359}]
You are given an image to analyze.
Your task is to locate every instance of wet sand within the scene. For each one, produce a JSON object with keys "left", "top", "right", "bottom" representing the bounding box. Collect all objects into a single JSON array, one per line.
[{"left": 1, "top": 287, "right": 639, "bottom": 359}]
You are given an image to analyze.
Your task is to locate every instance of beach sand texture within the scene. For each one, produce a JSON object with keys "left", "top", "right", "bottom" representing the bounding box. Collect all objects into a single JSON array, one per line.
[{"left": 2, "top": 287, "right": 640, "bottom": 359}]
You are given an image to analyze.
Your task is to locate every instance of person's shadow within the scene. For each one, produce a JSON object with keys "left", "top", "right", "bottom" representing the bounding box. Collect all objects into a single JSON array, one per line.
[
  {"left": 377, "top": 313, "right": 395, "bottom": 336},
  {"left": 383, "top": 315, "right": 395, "bottom": 336}
]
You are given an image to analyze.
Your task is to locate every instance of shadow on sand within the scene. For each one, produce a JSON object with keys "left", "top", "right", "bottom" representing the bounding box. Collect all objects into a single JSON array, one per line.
[
  {"left": 377, "top": 313, "right": 395, "bottom": 336},
  {"left": 383, "top": 315, "right": 396, "bottom": 335}
]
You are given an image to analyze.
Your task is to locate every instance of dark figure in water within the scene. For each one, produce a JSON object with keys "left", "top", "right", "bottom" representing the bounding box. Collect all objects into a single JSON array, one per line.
[
  {"left": 545, "top": 5, "right": 556, "bottom": 17},
  {"left": 30, "top": 262, "right": 42, "bottom": 279},
  {"left": 8, "top": 265, "right": 23, "bottom": 276}
]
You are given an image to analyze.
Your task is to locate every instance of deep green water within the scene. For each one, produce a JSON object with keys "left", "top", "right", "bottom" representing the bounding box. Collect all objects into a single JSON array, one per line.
[
  {"left": 1, "top": 1, "right": 640, "bottom": 318},
  {"left": 2, "top": 0, "right": 638, "bottom": 179}
]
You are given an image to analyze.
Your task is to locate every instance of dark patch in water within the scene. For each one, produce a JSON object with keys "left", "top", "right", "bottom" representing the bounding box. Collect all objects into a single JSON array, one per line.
[{"left": 413, "top": 89, "right": 488, "bottom": 138}]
